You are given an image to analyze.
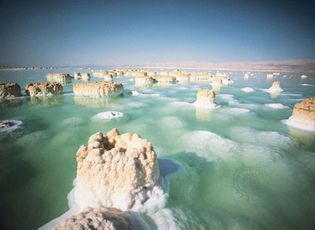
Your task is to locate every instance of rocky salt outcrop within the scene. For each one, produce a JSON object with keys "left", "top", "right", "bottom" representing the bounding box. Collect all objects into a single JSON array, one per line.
[
  {"left": 74, "top": 128, "right": 163, "bottom": 211},
  {"left": 47, "top": 73, "right": 72, "bottom": 84},
  {"left": 175, "top": 74, "right": 190, "bottom": 83},
  {"left": 81, "top": 73, "right": 91, "bottom": 81},
  {"left": 74, "top": 72, "right": 81, "bottom": 80},
  {"left": 286, "top": 98, "right": 315, "bottom": 131},
  {"left": 193, "top": 89, "right": 216, "bottom": 108},
  {"left": 25, "top": 82, "right": 63, "bottom": 97},
  {"left": 74, "top": 72, "right": 90, "bottom": 81},
  {"left": 52, "top": 207, "right": 140, "bottom": 230},
  {"left": 154, "top": 76, "right": 176, "bottom": 84},
  {"left": 0, "top": 83, "right": 21, "bottom": 99},
  {"left": 73, "top": 81, "right": 123, "bottom": 97},
  {"left": 214, "top": 73, "right": 233, "bottom": 85},
  {"left": 189, "top": 73, "right": 211, "bottom": 82},
  {"left": 134, "top": 77, "right": 157, "bottom": 87},
  {"left": 267, "top": 81, "right": 283, "bottom": 93},
  {"left": 210, "top": 78, "right": 222, "bottom": 92}
]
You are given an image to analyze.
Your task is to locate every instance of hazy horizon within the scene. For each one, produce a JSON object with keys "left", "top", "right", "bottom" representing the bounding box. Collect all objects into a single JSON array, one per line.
[{"left": 1, "top": 0, "right": 315, "bottom": 66}]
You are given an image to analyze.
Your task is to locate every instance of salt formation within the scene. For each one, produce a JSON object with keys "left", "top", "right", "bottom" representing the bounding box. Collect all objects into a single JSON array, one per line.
[
  {"left": 52, "top": 207, "right": 140, "bottom": 230},
  {"left": 0, "top": 82, "right": 21, "bottom": 99},
  {"left": 301, "top": 75, "right": 308, "bottom": 79},
  {"left": 265, "top": 103, "right": 286, "bottom": 109},
  {"left": 0, "top": 120, "right": 22, "bottom": 133},
  {"left": 25, "top": 82, "right": 63, "bottom": 97},
  {"left": 74, "top": 72, "right": 91, "bottom": 81},
  {"left": 286, "top": 98, "right": 315, "bottom": 131},
  {"left": 210, "top": 78, "right": 223, "bottom": 92},
  {"left": 74, "top": 128, "right": 163, "bottom": 211},
  {"left": 193, "top": 89, "right": 216, "bottom": 108},
  {"left": 213, "top": 73, "right": 234, "bottom": 85},
  {"left": 134, "top": 77, "right": 157, "bottom": 87},
  {"left": 81, "top": 73, "right": 91, "bottom": 81},
  {"left": 73, "top": 82, "right": 123, "bottom": 97},
  {"left": 154, "top": 76, "right": 176, "bottom": 84},
  {"left": 74, "top": 72, "right": 81, "bottom": 80},
  {"left": 175, "top": 74, "right": 190, "bottom": 83},
  {"left": 189, "top": 72, "right": 211, "bottom": 82},
  {"left": 241, "top": 87, "right": 254, "bottom": 93},
  {"left": 268, "top": 81, "right": 283, "bottom": 93},
  {"left": 93, "top": 70, "right": 116, "bottom": 81},
  {"left": 92, "top": 111, "right": 124, "bottom": 120},
  {"left": 46, "top": 73, "right": 72, "bottom": 84}
]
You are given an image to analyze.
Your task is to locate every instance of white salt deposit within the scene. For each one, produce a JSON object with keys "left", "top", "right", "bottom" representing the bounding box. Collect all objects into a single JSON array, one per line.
[
  {"left": 262, "top": 88, "right": 283, "bottom": 94},
  {"left": 301, "top": 75, "right": 308, "bottom": 79},
  {"left": 265, "top": 103, "right": 287, "bottom": 109},
  {"left": 91, "top": 111, "right": 124, "bottom": 120},
  {"left": 224, "top": 108, "right": 250, "bottom": 114},
  {"left": 192, "top": 101, "right": 217, "bottom": 109},
  {"left": 182, "top": 130, "right": 237, "bottom": 160},
  {"left": 131, "top": 90, "right": 141, "bottom": 96},
  {"left": 217, "top": 94, "right": 239, "bottom": 105},
  {"left": 284, "top": 118, "right": 315, "bottom": 132},
  {"left": 241, "top": 87, "right": 254, "bottom": 93},
  {"left": 170, "top": 101, "right": 192, "bottom": 107}
]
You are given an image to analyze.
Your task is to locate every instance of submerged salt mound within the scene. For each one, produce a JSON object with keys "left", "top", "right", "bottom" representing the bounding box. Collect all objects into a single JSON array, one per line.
[
  {"left": 267, "top": 81, "right": 283, "bottom": 93},
  {"left": 92, "top": 111, "right": 124, "bottom": 120},
  {"left": 301, "top": 74, "right": 308, "bottom": 79},
  {"left": 286, "top": 98, "right": 315, "bottom": 131},
  {"left": 25, "top": 82, "right": 63, "bottom": 97},
  {"left": 0, "top": 120, "right": 22, "bottom": 133},
  {"left": 73, "top": 81, "right": 123, "bottom": 97},
  {"left": 52, "top": 207, "right": 141, "bottom": 230},
  {"left": 74, "top": 128, "right": 162, "bottom": 211},
  {"left": 0, "top": 83, "right": 21, "bottom": 99},
  {"left": 193, "top": 89, "right": 216, "bottom": 108},
  {"left": 265, "top": 103, "right": 287, "bottom": 109},
  {"left": 131, "top": 90, "right": 140, "bottom": 96},
  {"left": 241, "top": 87, "right": 254, "bottom": 93}
]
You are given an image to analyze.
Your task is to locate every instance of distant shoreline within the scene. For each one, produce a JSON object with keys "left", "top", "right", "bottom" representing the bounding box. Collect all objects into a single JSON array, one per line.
[{"left": 1, "top": 60, "right": 315, "bottom": 73}]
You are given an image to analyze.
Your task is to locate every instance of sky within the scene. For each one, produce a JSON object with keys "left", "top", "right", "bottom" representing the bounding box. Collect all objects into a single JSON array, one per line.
[{"left": 0, "top": 0, "right": 315, "bottom": 66}]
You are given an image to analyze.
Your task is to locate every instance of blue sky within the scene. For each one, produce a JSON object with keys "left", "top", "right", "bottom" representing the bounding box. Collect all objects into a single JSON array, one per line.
[{"left": 0, "top": 0, "right": 315, "bottom": 66}]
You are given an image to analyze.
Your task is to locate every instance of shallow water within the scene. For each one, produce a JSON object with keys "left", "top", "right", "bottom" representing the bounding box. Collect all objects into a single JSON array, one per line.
[{"left": 1, "top": 69, "right": 315, "bottom": 230}]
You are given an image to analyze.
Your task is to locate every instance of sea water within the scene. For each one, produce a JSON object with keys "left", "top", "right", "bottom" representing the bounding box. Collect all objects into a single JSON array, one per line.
[{"left": 0, "top": 69, "right": 315, "bottom": 230}]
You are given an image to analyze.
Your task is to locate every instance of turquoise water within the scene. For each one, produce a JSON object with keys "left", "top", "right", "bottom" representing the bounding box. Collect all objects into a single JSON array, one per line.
[{"left": 0, "top": 69, "right": 315, "bottom": 230}]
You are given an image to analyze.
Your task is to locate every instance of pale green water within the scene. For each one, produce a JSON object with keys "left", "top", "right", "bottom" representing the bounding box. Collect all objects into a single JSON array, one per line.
[{"left": 0, "top": 69, "right": 315, "bottom": 230}]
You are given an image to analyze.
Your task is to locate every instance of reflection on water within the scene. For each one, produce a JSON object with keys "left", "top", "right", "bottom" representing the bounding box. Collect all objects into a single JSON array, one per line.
[
  {"left": 73, "top": 96, "right": 118, "bottom": 108},
  {"left": 270, "top": 92, "right": 279, "bottom": 99},
  {"left": 27, "top": 95, "right": 64, "bottom": 106},
  {"left": 0, "top": 98, "right": 23, "bottom": 108},
  {"left": 288, "top": 126, "right": 315, "bottom": 150},
  {"left": 195, "top": 107, "right": 214, "bottom": 121}
]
